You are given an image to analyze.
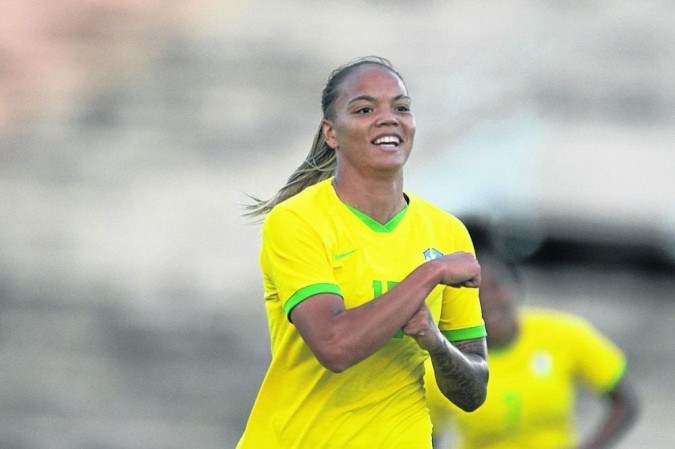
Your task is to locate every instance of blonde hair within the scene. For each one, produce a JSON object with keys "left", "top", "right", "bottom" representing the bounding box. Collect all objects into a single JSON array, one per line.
[{"left": 244, "top": 56, "right": 403, "bottom": 218}]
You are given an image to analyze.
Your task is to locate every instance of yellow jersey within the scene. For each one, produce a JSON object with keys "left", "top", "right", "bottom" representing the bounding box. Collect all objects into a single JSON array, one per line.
[
  {"left": 425, "top": 307, "right": 626, "bottom": 449},
  {"left": 237, "top": 178, "right": 485, "bottom": 449}
]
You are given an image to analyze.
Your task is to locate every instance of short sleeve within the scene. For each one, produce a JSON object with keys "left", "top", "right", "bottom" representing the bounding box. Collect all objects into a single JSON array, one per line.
[
  {"left": 261, "top": 206, "right": 342, "bottom": 320},
  {"left": 569, "top": 316, "right": 626, "bottom": 393},
  {"left": 438, "top": 218, "right": 486, "bottom": 341},
  {"left": 439, "top": 286, "right": 486, "bottom": 341}
]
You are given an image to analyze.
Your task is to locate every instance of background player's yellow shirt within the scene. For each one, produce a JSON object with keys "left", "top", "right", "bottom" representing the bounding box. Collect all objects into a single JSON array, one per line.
[
  {"left": 425, "top": 307, "right": 626, "bottom": 449},
  {"left": 237, "top": 178, "right": 485, "bottom": 449}
]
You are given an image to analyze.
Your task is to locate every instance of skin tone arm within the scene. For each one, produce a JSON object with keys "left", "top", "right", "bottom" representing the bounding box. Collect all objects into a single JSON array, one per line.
[
  {"left": 577, "top": 377, "right": 639, "bottom": 449},
  {"left": 290, "top": 251, "right": 487, "bottom": 411},
  {"left": 290, "top": 252, "right": 478, "bottom": 370},
  {"left": 404, "top": 304, "right": 488, "bottom": 412}
]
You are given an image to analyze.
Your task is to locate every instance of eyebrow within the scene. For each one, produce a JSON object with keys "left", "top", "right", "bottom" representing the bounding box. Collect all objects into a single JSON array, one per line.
[{"left": 347, "top": 94, "right": 411, "bottom": 105}]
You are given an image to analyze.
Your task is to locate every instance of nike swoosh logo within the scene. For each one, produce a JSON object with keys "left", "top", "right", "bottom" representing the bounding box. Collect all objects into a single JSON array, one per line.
[{"left": 334, "top": 249, "right": 358, "bottom": 261}]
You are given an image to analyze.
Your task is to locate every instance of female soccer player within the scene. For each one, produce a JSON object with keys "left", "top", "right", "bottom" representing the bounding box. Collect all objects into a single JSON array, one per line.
[
  {"left": 425, "top": 254, "right": 639, "bottom": 449},
  {"left": 237, "top": 56, "right": 489, "bottom": 448}
]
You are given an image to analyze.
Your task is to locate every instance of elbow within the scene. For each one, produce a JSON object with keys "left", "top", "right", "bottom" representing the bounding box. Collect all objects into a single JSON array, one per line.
[
  {"left": 325, "top": 365, "right": 348, "bottom": 374},
  {"left": 440, "top": 387, "right": 487, "bottom": 413},
  {"left": 611, "top": 376, "right": 641, "bottom": 430},
  {"left": 465, "top": 366, "right": 489, "bottom": 412},
  {"left": 455, "top": 386, "right": 487, "bottom": 412},
  {"left": 622, "top": 389, "right": 641, "bottom": 428},
  {"left": 625, "top": 403, "right": 640, "bottom": 429},
  {"left": 457, "top": 393, "right": 487, "bottom": 413},
  {"left": 449, "top": 368, "right": 489, "bottom": 413},
  {"left": 312, "top": 345, "right": 357, "bottom": 373},
  {"left": 318, "top": 357, "right": 349, "bottom": 373},
  {"left": 302, "top": 328, "right": 361, "bottom": 373}
]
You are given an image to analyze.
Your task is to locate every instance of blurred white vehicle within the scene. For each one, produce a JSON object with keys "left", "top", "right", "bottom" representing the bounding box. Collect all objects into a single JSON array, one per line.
[{"left": 408, "top": 115, "right": 675, "bottom": 266}]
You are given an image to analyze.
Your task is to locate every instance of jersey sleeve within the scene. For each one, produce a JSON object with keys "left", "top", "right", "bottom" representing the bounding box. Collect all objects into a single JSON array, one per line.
[
  {"left": 261, "top": 206, "right": 342, "bottom": 320},
  {"left": 568, "top": 315, "right": 627, "bottom": 393},
  {"left": 439, "top": 287, "right": 486, "bottom": 341},
  {"left": 438, "top": 218, "right": 486, "bottom": 341}
]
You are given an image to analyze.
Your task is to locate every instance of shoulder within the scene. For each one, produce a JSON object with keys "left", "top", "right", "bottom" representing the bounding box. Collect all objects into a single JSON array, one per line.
[
  {"left": 522, "top": 307, "right": 598, "bottom": 334},
  {"left": 406, "top": 192, "right": 467, "bottom": 228},
  {"left": 273, "top": 178, "right": 333, "bottom": 212},
  {"left": 265, "top": 179, "right": 335, "bottom": 228}
]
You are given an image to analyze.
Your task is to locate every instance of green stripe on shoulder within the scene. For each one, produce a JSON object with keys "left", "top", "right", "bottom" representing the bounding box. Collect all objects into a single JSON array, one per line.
[
  {"left": 284, "top": 283, "right": 342, "bottom": 320},
  {"left": 442, "top": 324, "right": 487, "bottom": 342},
  {"left": 603, "top": 359, "right": 628, "bottom": 394}
]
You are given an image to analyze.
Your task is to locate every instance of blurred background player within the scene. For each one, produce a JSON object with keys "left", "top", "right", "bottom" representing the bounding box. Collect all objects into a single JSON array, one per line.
[{"left": 425, "top": 251, "right": 639, "bottom": 449}]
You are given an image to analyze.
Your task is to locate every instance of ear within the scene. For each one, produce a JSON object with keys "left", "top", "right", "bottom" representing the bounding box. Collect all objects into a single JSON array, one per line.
[{"left": 322, "top": 119, "right": 338, "bottom": 150}]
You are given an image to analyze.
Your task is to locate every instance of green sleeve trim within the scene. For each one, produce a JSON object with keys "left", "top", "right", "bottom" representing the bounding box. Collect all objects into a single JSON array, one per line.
[
  {"left": 603, "top": 359, "right": 628, "bottom": 394},
  {"left": 442, "top": 324, "right": 487, "bottom": 342},
  {"left": 284, "top": 283, "right": 342, "bottom": 321}
]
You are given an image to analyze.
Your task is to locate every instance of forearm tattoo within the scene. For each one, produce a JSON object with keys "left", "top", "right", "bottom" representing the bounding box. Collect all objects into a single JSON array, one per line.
[{"left": 429, "top": 337, "right": 488, "bottom": 411}]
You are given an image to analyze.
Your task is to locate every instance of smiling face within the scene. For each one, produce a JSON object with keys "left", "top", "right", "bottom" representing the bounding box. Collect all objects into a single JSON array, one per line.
[{"left": 322, "top": 64, "right": 416, "bottom": 177}]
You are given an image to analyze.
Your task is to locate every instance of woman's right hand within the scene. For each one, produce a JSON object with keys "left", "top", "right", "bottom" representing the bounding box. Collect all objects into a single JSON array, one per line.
[{"left": 432, "top": 251, "right": 481, "bottom": 288}]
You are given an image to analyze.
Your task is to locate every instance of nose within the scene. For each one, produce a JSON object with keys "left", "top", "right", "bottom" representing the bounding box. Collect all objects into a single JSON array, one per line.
[{"left": 376, "top": 109, "right": 398, "bottom": 127}]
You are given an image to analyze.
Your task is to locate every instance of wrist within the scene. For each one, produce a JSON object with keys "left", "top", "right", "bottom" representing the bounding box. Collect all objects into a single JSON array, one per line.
[
  {"left": 424, "top": 258, "right": 445, "bottom": 286},
  {"left": 425, "top": 331, "right": 449, "bottom": 356}
]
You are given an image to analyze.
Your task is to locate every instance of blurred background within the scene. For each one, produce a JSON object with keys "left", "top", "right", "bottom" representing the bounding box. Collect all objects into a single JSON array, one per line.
[{"left": 0, "top": 1, "right": 673, "bottom": 448}]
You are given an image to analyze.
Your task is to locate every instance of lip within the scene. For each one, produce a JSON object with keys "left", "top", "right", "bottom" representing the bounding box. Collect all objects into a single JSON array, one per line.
[{"left": 371, "top": 133, "right": 403, "bottom": 147}]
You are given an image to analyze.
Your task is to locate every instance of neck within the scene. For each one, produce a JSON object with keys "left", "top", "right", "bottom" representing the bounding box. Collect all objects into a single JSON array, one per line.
[
  {"left": 487, "top": 323, "right": 520, "bottom": 350},
  {"left": 332, "top": 173, "right": 406, "bottom": 224}
]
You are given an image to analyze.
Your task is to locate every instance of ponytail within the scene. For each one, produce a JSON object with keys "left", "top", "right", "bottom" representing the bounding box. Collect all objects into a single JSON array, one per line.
[
  {"left": 244, "top": 56, "right": 401, "bottom": 219},
  {"left": 243, "top": 123, "right": 336, "bottom": 218}
]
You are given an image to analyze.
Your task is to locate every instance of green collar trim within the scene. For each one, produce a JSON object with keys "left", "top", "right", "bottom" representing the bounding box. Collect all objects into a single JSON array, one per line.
[{"left": 343, "top": 200, "right": 409, "bottom": 233}]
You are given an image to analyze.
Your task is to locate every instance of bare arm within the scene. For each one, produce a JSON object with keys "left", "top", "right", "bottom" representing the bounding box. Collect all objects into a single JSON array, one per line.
[
  {"left": 577, "top": 376, "right": 639, "bottom": 449},
  {"left": 290, "top": 252, "right": 481, "bottom": 373},
  {"left": 403, "top": 304, "right": 488, "bottom": 411}
]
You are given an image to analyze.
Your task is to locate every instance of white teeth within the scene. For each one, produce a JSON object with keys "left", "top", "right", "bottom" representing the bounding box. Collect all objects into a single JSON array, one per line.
[{"left": 374, "top": 136, "right": 400, "bottom": 145}]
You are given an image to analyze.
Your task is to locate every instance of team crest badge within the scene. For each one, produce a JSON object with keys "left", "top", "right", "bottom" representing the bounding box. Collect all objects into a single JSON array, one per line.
[
  {"left": 530, "top": 351, "right": 553, "bottom": 377},
  {"left": 423, "top": 248, "right": 444, "bottom": 261}
]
